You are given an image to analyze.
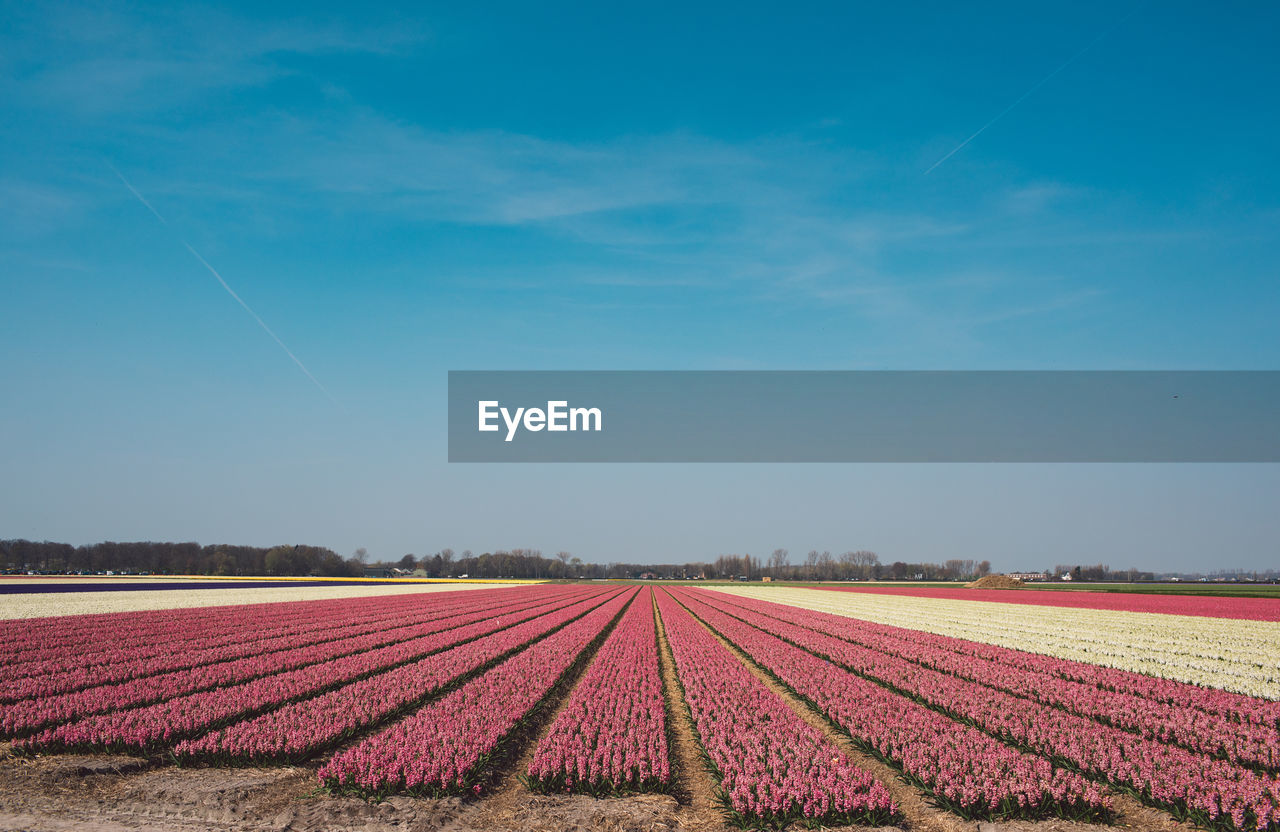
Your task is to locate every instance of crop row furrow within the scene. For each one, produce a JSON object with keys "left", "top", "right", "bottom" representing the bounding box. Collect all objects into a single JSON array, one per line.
[
  {"left": 0, "top": 589, "right": 461, "bottom": 663},
  {"left": 0, "top": 586, "right": 537, "bottom": 688},
  {"left": 667, "top": 588, "right": 1110, "bottom": 824},
  {"left": 526, "top": 587, "right": 671, "bottom": 795},
  {"left": 16, "top": 588, "right": 608, "bottom": 754},
  {"left": 707, "top": 591, "right": 1280, "bottom": 771},
  {"left": 683, "top": 589, "right": 1279, "bottom": 832},
  {"left": 655, "top": 589, "right": 899, "bottom": 828},
  {"left": 0, "top": 589, "right": 587, "bottom": 736},
  {"left": 169, "top": 589, "right": 627, "bottom": 763},
  {"left": 315, "top": 588, "right": 637, "bottom": 796}
]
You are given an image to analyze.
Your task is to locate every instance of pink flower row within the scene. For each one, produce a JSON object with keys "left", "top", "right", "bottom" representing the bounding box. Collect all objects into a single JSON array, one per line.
[
  {"left": 316, "top": 589, "right": 638, "bottom": 795},
  {"left": 1, "top": 587, "right": 537, "bottom": 687},
  {"left": 1, "top": 590, "right": 583, "bottom": 737},
  {"left": 0, "top": 589, "right": 461, "bottom": 665},
  {"left": 171, "top": 589, "right": 627, "bottom": 763},
  {"left": 2, "top": 588, "right": 571, "bottom": 703},
  {"left": 669, "top": 589, "right": 1109, "bottom": 822},
  {"left": 526, "top": 587, "right": 671, "bottom": 794},
  {"left": 820, "top": 585, "right": 1280, "bottom": 622},
  {"left": 685, "top": 590, "right": 1279, "bottom": 831},
  {"left": 656, "top": 590, "right": 899, "bottom": 827},
  {"left": 17, "top": 588, "right": 603, "bottom": 754},
  {"left": 709, "top": 591, "right": 1280, "bottom": 771}
]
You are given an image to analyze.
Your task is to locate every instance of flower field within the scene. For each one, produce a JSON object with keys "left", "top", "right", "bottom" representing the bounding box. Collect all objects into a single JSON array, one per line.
[
  {"left": 712, "top": 585, "right": 1280, "bottom": 698},
  {"left": 817, "top": 585, "right": 1280, "bottom": 621},
  {"left": 4, "top": 581, "right": 1280, "bottom": 831},
  {"left": 525, "top": 587, "right": 672, "bottom": 795}
]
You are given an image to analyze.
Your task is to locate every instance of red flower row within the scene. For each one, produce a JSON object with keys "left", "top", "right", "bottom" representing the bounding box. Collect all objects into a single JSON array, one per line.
[
  {"left": 709, "top": 590, "right": 1280, "bottom": 771},
  {"left": 684, "top": 589, "right": 1279, "bottom": 831},
  {"left": 2, "top": 589, "right": 586, "bottom": 736},
  {"left": 17, "top": 588, "right": 604, "bottom": 753},
  {"left": 0, "top": 586, "right": 537, "bottom": 690},
  {"left": 669, "top": 589, "right": 1109, "bottom": 823},
  {"left": 656, "top": 590, "right": 899, "bottom": 827},
  {"left": 315, "top": 589, "right": 637, "bottom": 795},
  {"left": 527, "top": 587, "right": 672, "bottom": 795}
]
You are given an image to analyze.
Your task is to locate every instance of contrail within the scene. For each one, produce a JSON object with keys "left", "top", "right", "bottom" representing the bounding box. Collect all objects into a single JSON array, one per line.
[
  {"left": 107, "top": 163, "right": 337, "bottom": 403},
  {"left": 924, "top": 6, "right": 1143, "bottom": 175}
]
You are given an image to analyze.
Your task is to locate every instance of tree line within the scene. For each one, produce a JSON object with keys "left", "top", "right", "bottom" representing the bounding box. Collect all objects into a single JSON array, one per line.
[
  {"left": 3, "top": 539, "right": 999, "bottom": 582},
  {"left": 1, "top": 540, "right": 361, "bottom": 577}
]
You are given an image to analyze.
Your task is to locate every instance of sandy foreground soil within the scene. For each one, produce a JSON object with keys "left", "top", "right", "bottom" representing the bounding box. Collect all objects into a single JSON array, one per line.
[{"left": 0, "top": 750, "right": 1135, "bottom": 832}]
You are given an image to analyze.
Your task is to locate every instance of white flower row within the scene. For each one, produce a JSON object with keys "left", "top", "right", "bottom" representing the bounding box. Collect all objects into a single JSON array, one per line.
[
  {"left": 708, "top": 587, "right": 1280, "bottom": 701},
  {"left": 0, "top": 583, "right": 525, "bottom": 620}
]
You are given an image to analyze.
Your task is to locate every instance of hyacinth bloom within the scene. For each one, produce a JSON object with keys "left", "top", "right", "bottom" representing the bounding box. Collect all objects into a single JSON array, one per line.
[
  {"left": 817, "top": 585, "right": 1280, "bottom": 622},
  {"left": 655, "top": 590, "right": 898, "bottom": 828},
  {"left": 0, "top": 584, "right": 539, "bottom": 678},
  {"left": 19, "top": 588, "right": 607, "bottom": 754},
  {"left": 682, "top": 589, "right": 1280, "bottom": 831},
  {"left": 703, "top": 589, "right": 1280, "bottom": 772},
  {"left": 1, "top": 589, "right": 591, "bottom": 737},
  {"left": 316, "top": 589, "right": 637, "bottom": 795},
  {"left": 708, "top": 589, "right": 1280, "bottom": 729},
  {"left": 710, "top": 585, "right": 1280, "bottom": 700},
  {"left": 526, "top": 587, "right": 671, "bottom": 795},
  {"left": 172, "top": 589, "right": 624, "bottom": 762},
  {"left": 669, "top": 589, "right": 1110, "bottom": 823}
]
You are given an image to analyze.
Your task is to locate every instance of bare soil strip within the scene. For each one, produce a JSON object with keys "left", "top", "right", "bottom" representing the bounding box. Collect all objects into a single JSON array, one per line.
[
  {"left": 652, "top": 589, "right": 721, "bottom": 819},
  {"left": 461, "top": 590, "right": 639, "bottom": 817},
  {"left": 1105, "top": 793, "right": 1199, "bottom": 832}
]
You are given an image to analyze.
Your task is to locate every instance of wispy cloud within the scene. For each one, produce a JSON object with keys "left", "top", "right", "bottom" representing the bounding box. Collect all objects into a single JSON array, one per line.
[
  {"left": 4, "top": 4, "right": 427, "bottom": 114},
  {"left": 0, "top": 0, "right": 1160, "bottom": 363},
  {"left": 78, "top": 110, "right": 1127, "bottom": 356}
]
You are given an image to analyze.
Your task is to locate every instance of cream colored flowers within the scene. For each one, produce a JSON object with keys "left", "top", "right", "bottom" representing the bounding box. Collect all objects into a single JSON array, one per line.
[
  {"left": 0, "top": 581, "right": 524, "bottom": 620},
  {"left": 709, "top": 586, "right": 1280, "bottom": 701}
]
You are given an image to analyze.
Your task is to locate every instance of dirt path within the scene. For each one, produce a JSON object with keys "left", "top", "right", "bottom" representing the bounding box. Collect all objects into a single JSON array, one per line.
[
  {"left": 1104, "top": 793, "right": 1199, "bottom": 832},
  {"left": 652, "top": 588, "right": 723, "bottom": 821}
]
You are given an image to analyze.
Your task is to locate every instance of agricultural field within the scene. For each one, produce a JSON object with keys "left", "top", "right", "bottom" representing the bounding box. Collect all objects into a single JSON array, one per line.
[
  {"left": 0, "top": 577, "right": 527, "bottom": 620},
  {"left": 1, "top": 583, "right": 1278, "bottom": 832}
]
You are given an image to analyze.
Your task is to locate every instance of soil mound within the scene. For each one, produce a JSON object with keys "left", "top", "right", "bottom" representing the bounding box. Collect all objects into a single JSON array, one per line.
[{"left": 966, "top": 574, "right": 1026, "bottom": 589}]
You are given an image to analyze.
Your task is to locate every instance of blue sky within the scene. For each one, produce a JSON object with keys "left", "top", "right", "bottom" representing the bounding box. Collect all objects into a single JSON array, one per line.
[{"left": 2, "top": 1, "right": 1277, "bottom": 571}]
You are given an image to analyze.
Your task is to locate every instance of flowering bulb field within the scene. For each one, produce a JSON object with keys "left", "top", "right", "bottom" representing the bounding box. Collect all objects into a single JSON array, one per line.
[
  {"left": 656, "top": 590, "right": 899, "bottom": 827},
  {"left": 525, "top": 587, "right": 672, "bottom": 795},
  {"left": 712, "top": 585, "right": 1280, "bottom": 698},
  {"left": 4, "top": 582, "right": 1280, "bottom": 831}
]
